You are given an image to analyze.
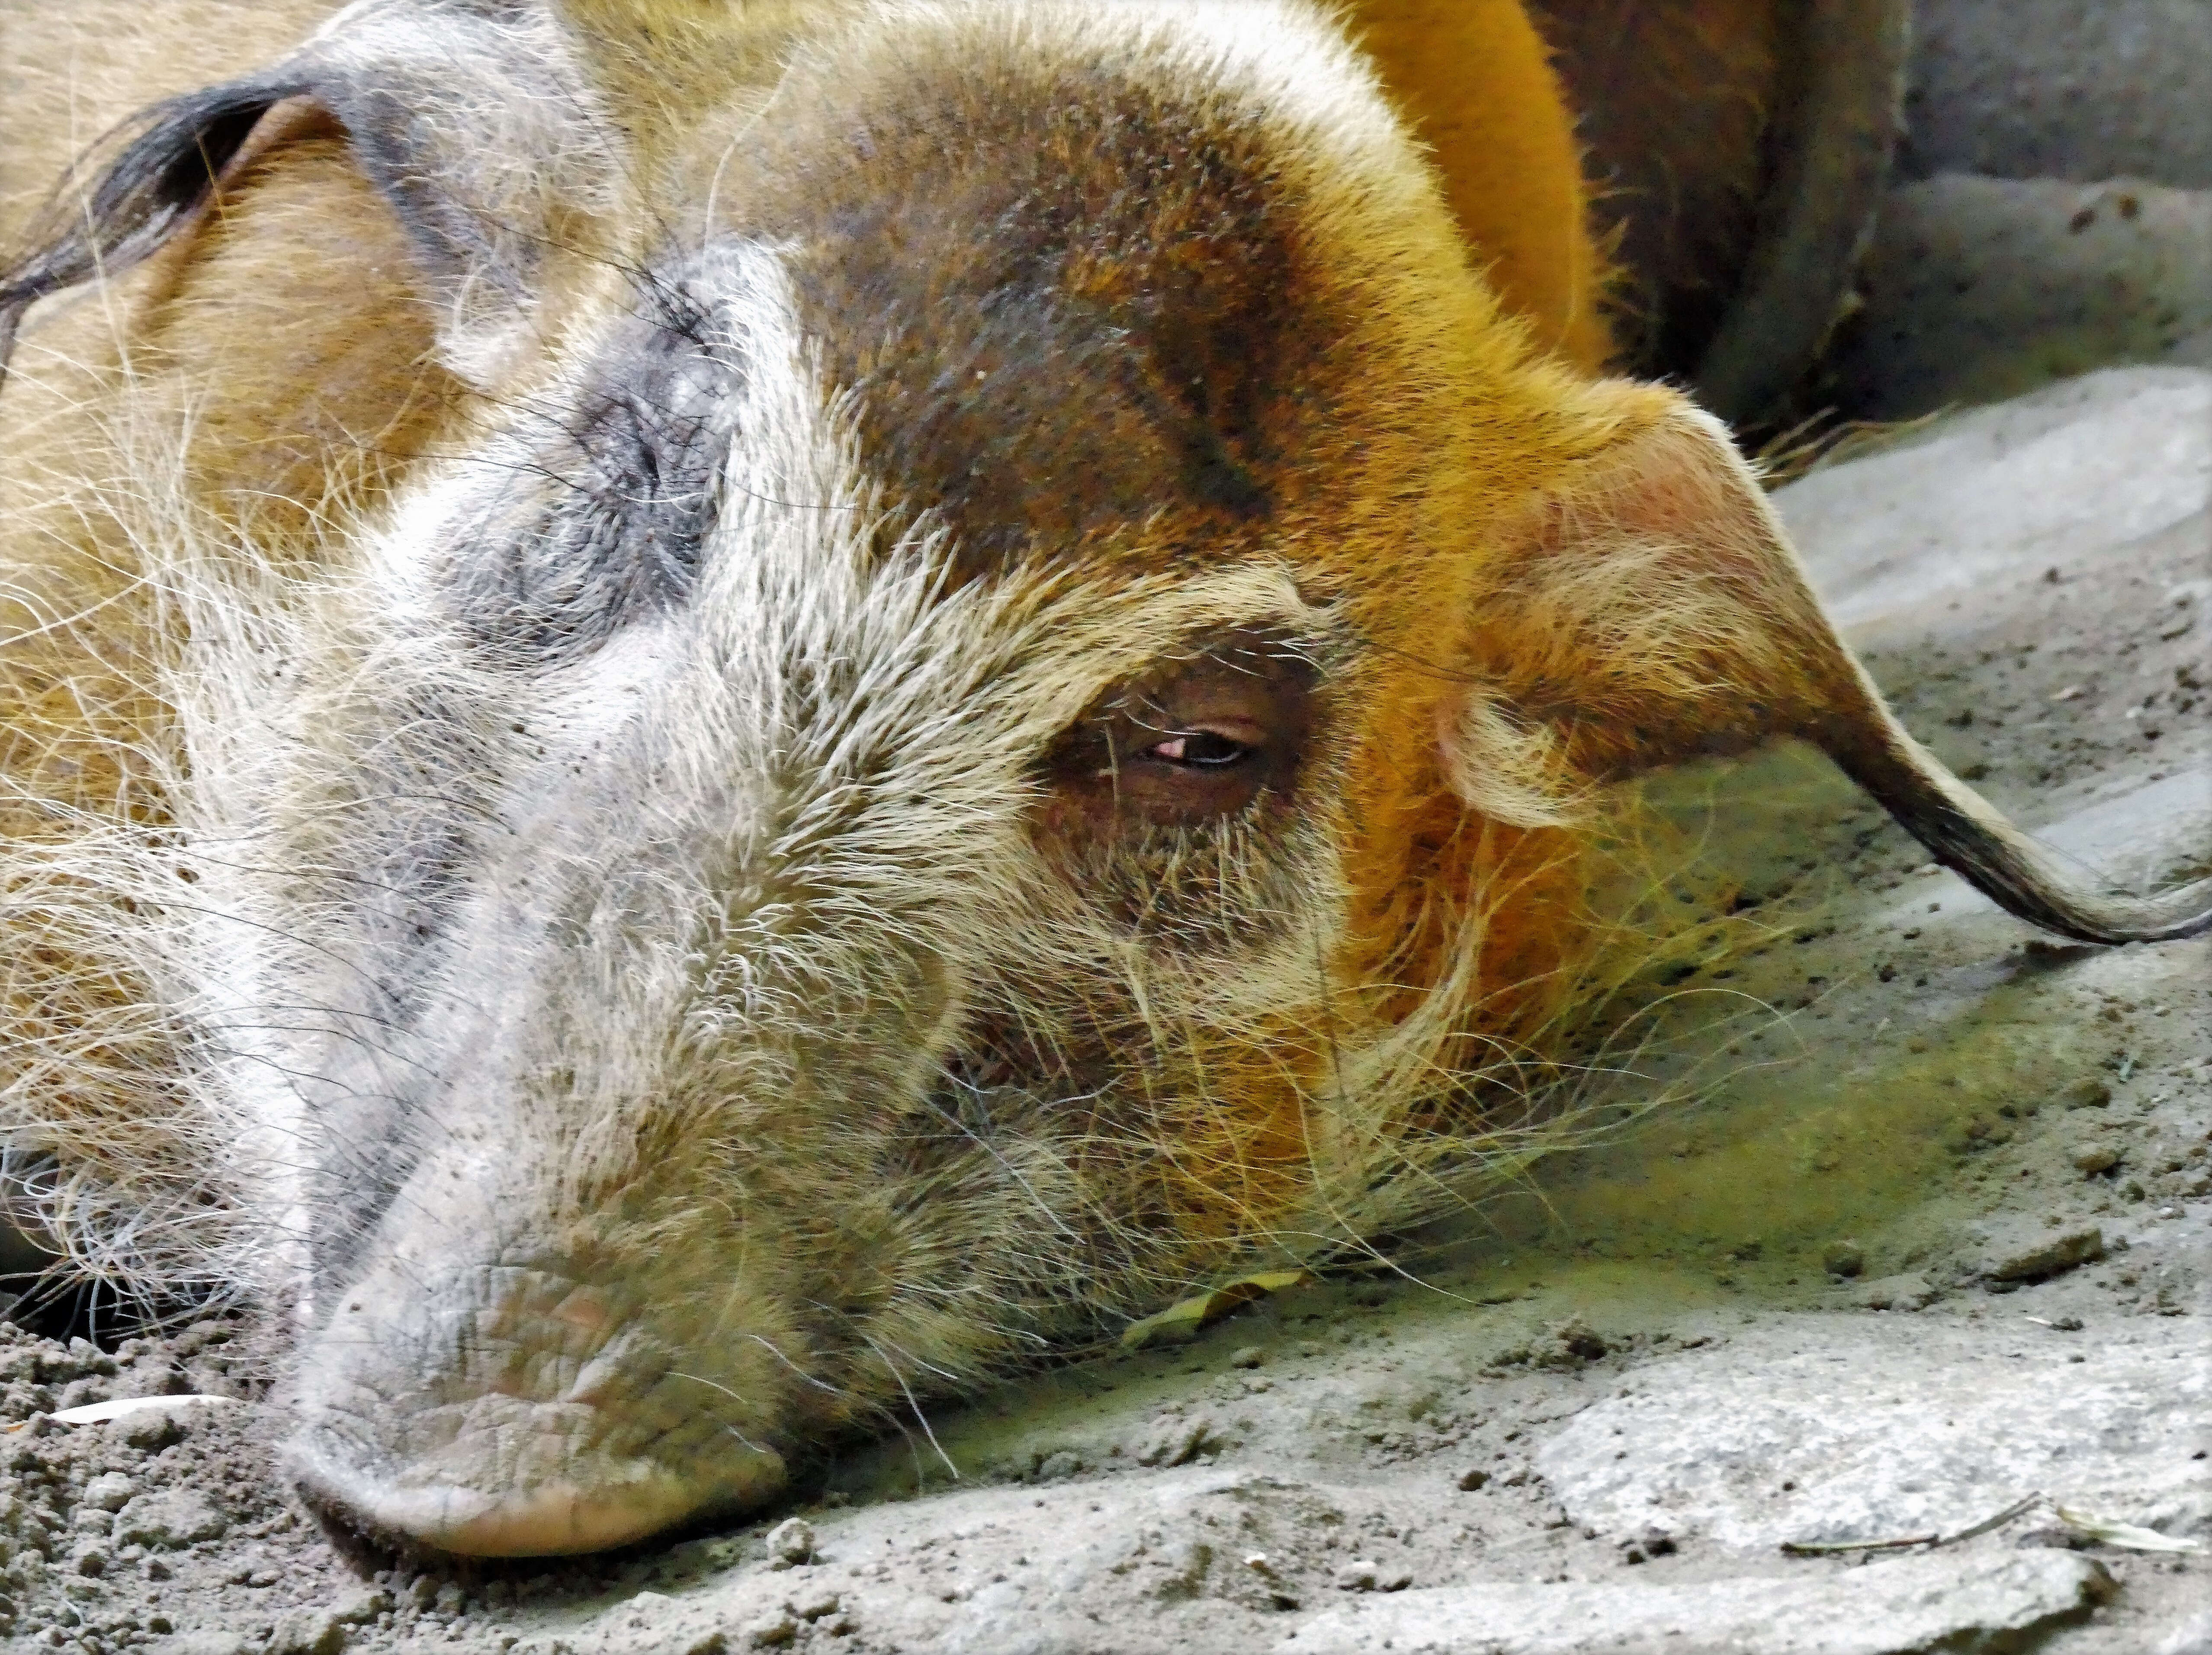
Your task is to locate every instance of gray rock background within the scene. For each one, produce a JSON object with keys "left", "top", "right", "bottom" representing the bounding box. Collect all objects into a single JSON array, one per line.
[
  {"left": 1902, "top": 0, "right": 2212, "bottom": 187},
  {"left": 1833, "top": 0, "right": 2212, "bottom": 416}
]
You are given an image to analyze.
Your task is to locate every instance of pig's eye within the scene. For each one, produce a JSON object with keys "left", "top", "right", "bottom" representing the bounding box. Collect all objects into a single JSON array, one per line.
[
  {"left": 1038, "top": 632, "right": 1316, "bottom": 836},
  {"left": 1144, "top": 729, "right": 1255, "bottom": 769}
]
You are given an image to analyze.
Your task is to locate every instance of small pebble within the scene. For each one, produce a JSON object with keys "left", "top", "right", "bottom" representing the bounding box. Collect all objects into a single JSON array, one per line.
[
  {"left": 81, "top": 1472, "right": 137, "bottom": 1513},
  {"left": 331, "top": 1588, "right": 395, "bottom": 1626},
  {"left": 1985, "top": 1225, "right": 2104, "bottom": 1283},
  {"left": 745, "top": 1609, "right": 799, "bottom": 1649},
  {"left": 1334, "top": 1559, "right": 1410, "bottom": 1592},
  {"left": 765, "top": 1516, "right": 817, "bottom": 1567},
  {"left": 1136, "top": 1413, "right": 1217, "bottom": 1468},
  {"left": 1618, "top": 1526, "right": 1678, "bottom": 1565},
  {"left": 267, "top": 1607, "right": 349, "bottom": 1655},
  {"left": 1856, "top": 1273, "right": 1937, "bottom": 1311},
  {"left": 1552, "top": 1318, "right": 1608, "bottom": 1361}
]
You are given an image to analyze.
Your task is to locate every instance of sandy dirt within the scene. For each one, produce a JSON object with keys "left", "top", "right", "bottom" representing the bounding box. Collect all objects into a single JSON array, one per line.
[{"left": 1, "top": 363, "right": 2204, "bottom": 1654}]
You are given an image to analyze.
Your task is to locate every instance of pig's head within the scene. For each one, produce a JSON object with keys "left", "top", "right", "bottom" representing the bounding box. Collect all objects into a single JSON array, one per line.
[{"left": 4, "top": 0, "right": 2206, "bottom": 1556}]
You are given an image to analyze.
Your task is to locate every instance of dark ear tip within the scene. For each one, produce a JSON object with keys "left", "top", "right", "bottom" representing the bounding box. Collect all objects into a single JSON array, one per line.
[
  {"left": 80, "top": 80, "right": 299, "bottom": 224},
  {"left": 0, "top": 75, "right": 302, "bottom": 352}
]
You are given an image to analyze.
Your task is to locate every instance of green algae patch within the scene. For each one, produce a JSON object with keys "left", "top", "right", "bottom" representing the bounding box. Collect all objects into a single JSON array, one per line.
[
  {"left": 1422, "top": 741, "right": 2138, "bottom": 1298},
  {"left": 1488, "top": 1004, "right": 2100, "bottom": 1274}
]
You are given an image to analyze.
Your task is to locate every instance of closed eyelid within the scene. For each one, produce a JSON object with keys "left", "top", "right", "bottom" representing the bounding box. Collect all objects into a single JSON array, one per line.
[{"left": 1142, "top": 713, "right": 1268, "bottom": 742}]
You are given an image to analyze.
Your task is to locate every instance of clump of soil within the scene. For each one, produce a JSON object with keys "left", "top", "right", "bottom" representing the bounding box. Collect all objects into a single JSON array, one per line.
[{"left": 0, "top": 1323, "right": 310, "bottom": 1652}]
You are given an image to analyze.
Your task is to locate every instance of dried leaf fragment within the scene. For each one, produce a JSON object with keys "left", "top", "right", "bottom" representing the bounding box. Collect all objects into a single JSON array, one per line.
[
  {"left": 1, "top": 1394, "right": 242, "bottom": 1433},
  {"left": 1119, "top": 1269, "right": 1312, "bottom": 1350},
  {"left": 2054, "top": 1504, "right": 2204, "bottom": 1553}
]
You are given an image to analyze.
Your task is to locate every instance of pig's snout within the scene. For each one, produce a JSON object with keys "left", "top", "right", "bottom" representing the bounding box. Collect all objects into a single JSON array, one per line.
[{"left": 286, "top": 1264, "right": 790, "bottom": 1555}]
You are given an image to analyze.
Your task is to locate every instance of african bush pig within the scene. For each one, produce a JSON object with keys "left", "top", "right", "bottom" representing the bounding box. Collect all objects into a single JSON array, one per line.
[{"left": 3, "top": 0, "right": 2206, "bottom": 1557}]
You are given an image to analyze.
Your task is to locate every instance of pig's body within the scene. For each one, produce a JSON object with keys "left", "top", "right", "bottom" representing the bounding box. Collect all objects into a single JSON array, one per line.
[{"left": 3, "top": 0, "right": 2206, "bottom": 1559}]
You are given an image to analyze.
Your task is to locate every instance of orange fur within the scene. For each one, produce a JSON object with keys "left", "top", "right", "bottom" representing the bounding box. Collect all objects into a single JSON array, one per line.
[{"left": 1349, "top": 0, "right": 1617, "bottom": 372}]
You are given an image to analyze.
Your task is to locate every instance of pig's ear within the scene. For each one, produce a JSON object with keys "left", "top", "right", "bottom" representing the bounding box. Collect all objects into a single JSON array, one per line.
[
  {"left": 1456, "top": 395, "right": 1836, "bottom": 786},
  {"left": 1450, "top": 389, "right": 2212, "bottom": 945},
  {"left": 0, "top": 0, "right": 620, "bottom": 389}
]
